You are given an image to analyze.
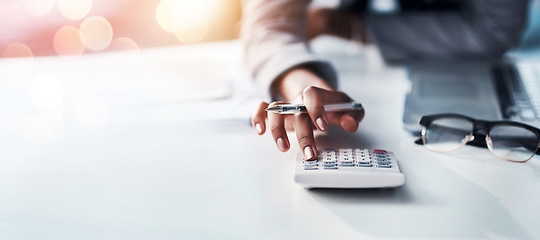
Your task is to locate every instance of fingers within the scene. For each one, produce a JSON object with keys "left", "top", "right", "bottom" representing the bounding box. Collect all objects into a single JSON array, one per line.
[
  {"left": 251, "top": 102, "right": 268, "bottom": 135},
  {"left": 252, "top": 101, "right": 292, "bottom": 153},
  {"left": 252, "top": 87, "right": 365, "bottom": 157},
  {"left": 303, "top": 86, "right": 363, "bottom": 132},
  {"left": 345, "top": 106, "right": 365, "bottom": 132},
  {"left": 267, "top": 102, "right": 290, "bottom": 152},
  {"left": 302, "top": 86, "right": 328, "bottom": 131},
  {"left": 327, "top": 108, "right": 365, "bottom": 133},
  {"left": 340, "top": 112, "right": 362, "bottom": 132},
  {"left": 304, "top": 88, "right": 364, "bottom": 132},
  {"left": 294, "top": 112, "right": 317, "bottom": 160}
]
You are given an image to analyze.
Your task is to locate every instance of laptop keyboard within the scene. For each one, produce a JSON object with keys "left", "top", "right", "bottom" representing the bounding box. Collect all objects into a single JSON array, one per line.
[{"left": 514, "top": 62, "right": 540, "bottom": 121}]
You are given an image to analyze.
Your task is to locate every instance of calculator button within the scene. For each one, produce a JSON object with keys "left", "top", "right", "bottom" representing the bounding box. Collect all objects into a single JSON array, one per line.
[
  {"left": 377, "top": 161, "right": 392, "bottom": 168},
  {"left": 358, "top": 149, "right": 369, "bottom": 154},
  {"left": 340, "top": 158, "right": 355, "bottom": 166},
  {"left": 324, "top": 159, "right": 338, "bottom": 165},
  {"left": 373, "top": 149, "right": 388, "bottom": 154},
  {"left": 358, "top": 150, "right": 372, "bottom": 166},
  {"left": 323, "top": 155, "right": 337, "bottom": 163},
  {"left": 304, "top": 165, "right": 318, "bottom": 170},
  {"left": 323, "top": 160, "right": 336, "bottom": 165},
  {"left": 304, "top": 160, "right": 318, "bottom": 166},
  {"left": 323, "top": 165, "right": 338, "bottom": 169},
  {"left": 357, "top": 162, "right": 373, "bottom": 167},
  {"left": 359, "top": 156, "right": 370, "bottom": 161}
]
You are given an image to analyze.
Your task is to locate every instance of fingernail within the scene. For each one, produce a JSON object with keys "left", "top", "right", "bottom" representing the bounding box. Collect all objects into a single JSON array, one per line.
[
  {"left": 277, "top": 138, "right": 288, "bottom": 152},
  {"left": 255, "top": 123, "right": 263, "bottom": 134},
  {"left": 304, "top": 146, "right": 315, "bottom": 160},
  {"left": 316, "top": 118, "right": 327, "bottom": 131}
]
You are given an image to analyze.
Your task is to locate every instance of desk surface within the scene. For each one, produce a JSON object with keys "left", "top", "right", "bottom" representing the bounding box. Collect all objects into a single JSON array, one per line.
[{"left": 1, "top": 38, "right": 539, "bottom": 240}]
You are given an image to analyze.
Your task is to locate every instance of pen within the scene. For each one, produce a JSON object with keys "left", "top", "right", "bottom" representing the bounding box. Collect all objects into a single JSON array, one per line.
[{"left": 266, "top": 102, "right": 363, "bottom": 114}]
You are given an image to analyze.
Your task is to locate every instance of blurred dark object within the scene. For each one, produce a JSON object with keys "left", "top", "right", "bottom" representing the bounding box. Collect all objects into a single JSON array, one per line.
[{"left": 339, "top": 0, "right": 463, "bottom": 12}]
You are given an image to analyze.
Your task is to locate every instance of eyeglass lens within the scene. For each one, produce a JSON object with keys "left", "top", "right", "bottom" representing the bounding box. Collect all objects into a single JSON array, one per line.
[
  {"left": 488, "top": 125, "right": 538, "bottom": 162},
  {"left": 423, "top": 117, "right": 473, "bottom": 152},
  {"left": 424, "top": 117, "right": 539, "bottom": 162}
]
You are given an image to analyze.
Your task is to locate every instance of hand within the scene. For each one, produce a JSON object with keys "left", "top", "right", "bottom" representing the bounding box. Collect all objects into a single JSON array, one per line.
[{"left": 251, "top": 86, "right": 365, "bottom": 160}]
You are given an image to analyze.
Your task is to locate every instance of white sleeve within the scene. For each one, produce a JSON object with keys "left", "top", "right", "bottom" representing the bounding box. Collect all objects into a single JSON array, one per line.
[{"left": 241, "top": 0, "right": 338, "bottom": 99}]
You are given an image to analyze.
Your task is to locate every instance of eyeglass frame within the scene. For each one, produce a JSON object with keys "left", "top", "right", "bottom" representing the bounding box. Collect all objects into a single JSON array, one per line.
[{"left": 417, "top": 113, "right": 540, "bottom": 162}]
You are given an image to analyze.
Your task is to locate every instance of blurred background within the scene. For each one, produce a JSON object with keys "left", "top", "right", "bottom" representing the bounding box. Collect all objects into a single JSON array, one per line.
[
  {"left": 2, "top": 0, "right": 539, "bottom": 60},
  {"left": 0, "top": 0, "right": 242, "bottom": 58},
  {"left": 0, "top": 0, "right": 538, "bottom": 142}
]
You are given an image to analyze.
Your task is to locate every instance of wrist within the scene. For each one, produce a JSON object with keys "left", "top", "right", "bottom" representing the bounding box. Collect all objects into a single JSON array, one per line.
[
  {"left": 274, "top": 67, "right": 334, "bottom": 102},
  {"left": 327, "top": 10, "right": 353, "bottom": 39},
  {"left": 351, "top": 14, "right": 369, "bottom": 44}
]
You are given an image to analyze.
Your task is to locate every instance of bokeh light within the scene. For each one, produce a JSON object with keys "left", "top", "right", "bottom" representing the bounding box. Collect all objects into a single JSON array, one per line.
[
  {"left": 80, "top": 15, "right": 114, "bottom": 51},
  {"left": 76, "top": 95, "right": 109, "bottom": 129},
  {"left": 3, "top": 42, "right": 33, "bottom": 58},
  {"left": 156, "top": 0, "right": 183, "bottom": 32},
  {"left": 156, "top": 0, "right": 217, "bottom": 43},
  {"left": 174, "top": 14, "right": 209, "bottom": 44},
  {"left": 58, "top": 0, "right": 93, "bottom": 21},
  {"left": 108, "top": 37, "right": 140, "bottom": 52},
  {"left": 2, "top": 0, "right": 240, "bottom": 57},
  {"left": 54, "top": 26, "right": 85, "bottom": 56},
  {"left": 31, "top": 74, "right": 64, "bottom": 111},
  {"left": 23, "top": 0, "right": 55, "bottom": 16}
]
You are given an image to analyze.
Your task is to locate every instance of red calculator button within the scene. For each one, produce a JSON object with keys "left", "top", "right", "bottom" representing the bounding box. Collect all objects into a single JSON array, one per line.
[{"left": 373, "top": 149, "right": 388, "bottom": 154}]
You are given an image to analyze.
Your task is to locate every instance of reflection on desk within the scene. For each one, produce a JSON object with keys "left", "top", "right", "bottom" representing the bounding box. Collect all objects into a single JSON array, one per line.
[{"left": 0, "top": 38, "right": 539, "bottom": 239}]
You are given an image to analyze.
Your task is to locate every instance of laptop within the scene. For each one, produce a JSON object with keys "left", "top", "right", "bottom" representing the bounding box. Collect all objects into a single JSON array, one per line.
[
  {"left": 402, "top": 58, "right": 540, "bottom": 134},
  {"left": 403, "top": 0, "right": 540, "bottom": 134}
]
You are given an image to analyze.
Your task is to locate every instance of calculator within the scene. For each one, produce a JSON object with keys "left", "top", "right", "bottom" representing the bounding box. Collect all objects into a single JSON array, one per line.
[{"left": 295, "top": 148, "right": 405, "bottom": 189}]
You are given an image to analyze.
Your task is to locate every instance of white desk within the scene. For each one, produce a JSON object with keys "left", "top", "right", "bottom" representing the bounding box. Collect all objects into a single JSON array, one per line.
[{"left": 0, "top": 38, "right": 539, "bottom": 240}]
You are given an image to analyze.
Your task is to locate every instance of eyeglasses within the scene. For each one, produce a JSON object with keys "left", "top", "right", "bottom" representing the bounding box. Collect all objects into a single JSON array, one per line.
[{"left": 417, "top": 113, "right": 540, "bottom": 162}]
